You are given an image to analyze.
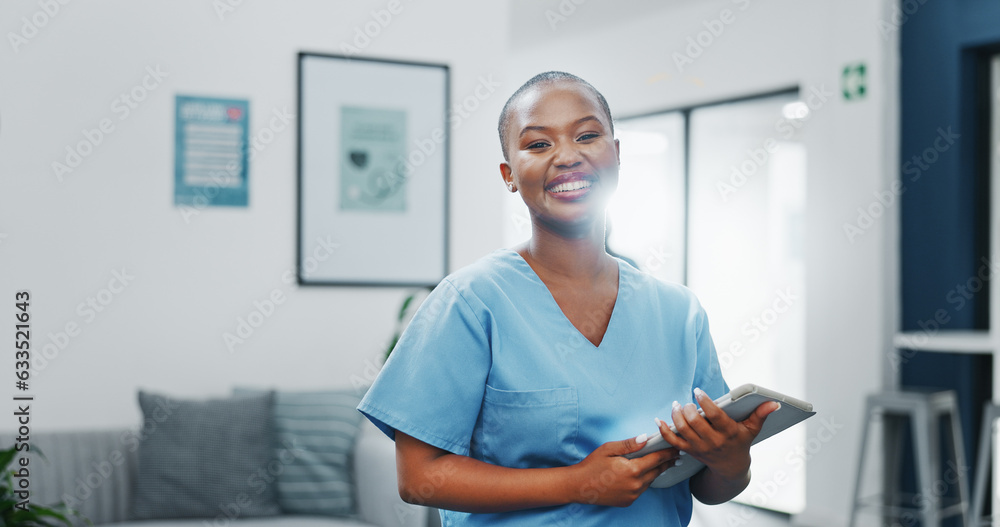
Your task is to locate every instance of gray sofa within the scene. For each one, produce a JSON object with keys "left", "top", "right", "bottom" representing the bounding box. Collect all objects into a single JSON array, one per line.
[{"left": 2, "top": 420, "right": 439, "bottom": 527}]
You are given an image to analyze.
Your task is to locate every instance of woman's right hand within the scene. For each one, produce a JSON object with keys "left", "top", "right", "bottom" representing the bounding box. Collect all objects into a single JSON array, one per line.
[
  {"left": 568, "top": 435, "right": 681, "bottom": 507},
  {"left": 395, "top": 431, "right": 678, "bottom": 513}
]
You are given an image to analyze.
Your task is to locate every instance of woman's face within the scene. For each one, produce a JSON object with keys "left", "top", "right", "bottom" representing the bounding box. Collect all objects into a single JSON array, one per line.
[{"left": 500, "top": 81, "right": 619, "bottom": 236}]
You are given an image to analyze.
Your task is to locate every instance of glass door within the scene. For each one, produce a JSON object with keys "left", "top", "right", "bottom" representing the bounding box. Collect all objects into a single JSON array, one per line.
[
  {"left": 687, "top": 93, "right": 807, "bottom": 514},
  {"left": 609, "top": 112, "right": 686, "bottom": 284}
]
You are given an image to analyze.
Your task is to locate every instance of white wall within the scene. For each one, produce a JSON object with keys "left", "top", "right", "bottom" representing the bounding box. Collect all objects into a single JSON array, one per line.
[
  {"left": 504, "top": 1, "right": 895, "bottom": 525},
  {"left": 0, "top": 0, "right": 510, "bottom": 431}
]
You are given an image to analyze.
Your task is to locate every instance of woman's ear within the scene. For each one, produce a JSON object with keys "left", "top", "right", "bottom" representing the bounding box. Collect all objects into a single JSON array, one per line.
[
  {"left": 500, "top": 162, "right": 517, "bottom": 192},
  {"left": 614, "top": 138, "right": 621, "bottom": 166}
]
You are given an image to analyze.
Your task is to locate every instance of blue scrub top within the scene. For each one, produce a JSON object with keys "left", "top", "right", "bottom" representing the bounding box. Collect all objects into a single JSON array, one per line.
[{"left": 358, "top": 248, "right": 728, "bottom": 526}]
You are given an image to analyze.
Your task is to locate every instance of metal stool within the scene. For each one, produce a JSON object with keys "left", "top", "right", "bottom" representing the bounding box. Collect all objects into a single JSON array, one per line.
[
  {"left": 849, "top": 389, "right": 969, "bottom": 527},
  {"left": 970, "top": 403, "right": 1000, "bottom": 527}
]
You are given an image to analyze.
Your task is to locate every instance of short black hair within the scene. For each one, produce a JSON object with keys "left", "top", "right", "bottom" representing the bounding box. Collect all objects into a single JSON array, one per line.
[{"left": 497, "top": 71, "right": 614, "bottom": 161}]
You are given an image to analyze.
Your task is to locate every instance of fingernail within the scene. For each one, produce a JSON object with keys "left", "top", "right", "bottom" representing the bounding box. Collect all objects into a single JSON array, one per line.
[
  {"left": 679, "top": 450, "right": 687, "bottom": 456},
  {"left": 654, "top": 417, "right": 663, "bottom": 427},
  {"left": 672, "top": 401, "right": 681, "bottom": 411},
  {"left": 775, "top": 402, "right": 782, "bottom": 410},
  {"left": 675, "top": 459, "right": 684, "bottom": 466},
  {"left": 694, "top": 387, "right": 706, "bottom": 399},
  {"left": 635, "top": 433, "right": 648, "bottom": 443}
]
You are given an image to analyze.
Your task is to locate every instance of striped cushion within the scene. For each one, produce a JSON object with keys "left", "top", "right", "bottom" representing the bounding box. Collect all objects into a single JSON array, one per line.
[{"left": 235, "top": 388, "right": 364, "bottom": 517}]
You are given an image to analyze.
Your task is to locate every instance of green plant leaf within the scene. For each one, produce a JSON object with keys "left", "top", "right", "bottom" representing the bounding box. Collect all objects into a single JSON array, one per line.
[
  {"left": 8, "top": 504, "right": 73, "bottom": 526},
  {"left": 385, "top": 286, "right": 434, "bottom": 361},
  {"left": 24, "top": 505, "right": 70, "bottom": 522},
  {"left": 29, "top": 446, "right": 47, "bottom": 463},
  {"left": 0, "top": 444, "right": 78, "bottom": 527},
  {"left": 397, "top": 293, "right": 416, "bottom": 322},
  {"left": 0, "top": 448, "right": 16, "bottom": 474},
  {"left": 384, "top": 335, "right": 400, "bottom": 362}
]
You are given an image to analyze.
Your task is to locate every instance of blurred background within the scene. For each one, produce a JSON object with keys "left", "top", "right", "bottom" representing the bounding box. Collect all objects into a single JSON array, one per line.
[{"left": 2, "top": 1, "right": 999, "bottom": 525}]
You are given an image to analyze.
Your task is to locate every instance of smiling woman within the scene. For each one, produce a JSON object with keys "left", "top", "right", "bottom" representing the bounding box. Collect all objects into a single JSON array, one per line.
[
  {"left": 357, "top": 71, "right": 779, "bottom": 527},
  {"left": 497, "top": 74, "right": 620, "bottom": 243}
]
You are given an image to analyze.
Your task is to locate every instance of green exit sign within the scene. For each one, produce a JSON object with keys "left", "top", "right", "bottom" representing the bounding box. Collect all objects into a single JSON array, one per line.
[{"left": 842, "top": 62, "right": 867, "bottom": 101}]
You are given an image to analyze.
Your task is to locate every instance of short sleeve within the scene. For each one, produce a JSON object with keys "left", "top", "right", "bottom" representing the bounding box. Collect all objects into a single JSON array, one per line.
[
  {"left": 692, "top": 303, "right": 729, "bottom": 400},
  {"left": 357, "top": 278, "right": 491, "bottom": 456}
]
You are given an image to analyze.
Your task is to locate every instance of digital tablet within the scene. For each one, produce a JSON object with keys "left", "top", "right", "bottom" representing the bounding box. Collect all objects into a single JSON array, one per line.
[{"left": 623, "top": 383, "right": 815, "bottom": 488}]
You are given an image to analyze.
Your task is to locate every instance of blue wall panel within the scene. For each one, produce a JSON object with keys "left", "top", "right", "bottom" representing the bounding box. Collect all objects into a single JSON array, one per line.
[{"left": 899, "top": 1, "right": 1000, "bottom": 522}]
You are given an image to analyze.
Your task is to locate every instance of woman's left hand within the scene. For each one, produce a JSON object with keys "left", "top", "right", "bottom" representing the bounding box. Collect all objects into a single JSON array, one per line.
[{"left": 654, "top": 387, "right": 779, "bottom": 482}]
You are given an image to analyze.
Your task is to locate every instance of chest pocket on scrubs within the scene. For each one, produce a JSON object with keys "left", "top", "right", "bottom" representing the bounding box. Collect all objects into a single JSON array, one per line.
[{"left": 481, "top": 385, "right": 580, "bottom": 469}]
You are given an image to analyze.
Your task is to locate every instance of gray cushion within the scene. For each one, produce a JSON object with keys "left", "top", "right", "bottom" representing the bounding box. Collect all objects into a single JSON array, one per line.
[
  {"left": 130, "top": 390, "right": 280, "bottom": 520},
  {"left": 235, "top": 388, "right": 364, "bottom": 517}
]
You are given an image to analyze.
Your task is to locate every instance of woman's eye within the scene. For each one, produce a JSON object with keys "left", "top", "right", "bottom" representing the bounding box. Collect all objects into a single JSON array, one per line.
[
  {"left": 578, "top": 133, "right": 599, "bottom": 141},
  {"left": 526, "top": 141, "right": 549, "bottom": 149}
]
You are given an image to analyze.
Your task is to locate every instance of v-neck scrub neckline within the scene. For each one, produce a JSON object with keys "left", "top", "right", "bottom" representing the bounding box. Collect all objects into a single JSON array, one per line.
[
  {"left": 505, "top": 247, "right": 623, "bottom": 350},
  {"left": 358, "top": 248, "right": 729, "bottom": 527}
]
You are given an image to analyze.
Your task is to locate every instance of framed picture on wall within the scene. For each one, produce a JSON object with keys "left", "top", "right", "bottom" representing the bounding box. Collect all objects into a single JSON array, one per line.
[{"left": 297, "top": 52, "right": 449, "bottom": 286}]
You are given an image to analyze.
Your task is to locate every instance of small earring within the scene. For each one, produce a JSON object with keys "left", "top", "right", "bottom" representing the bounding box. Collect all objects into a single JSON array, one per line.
[{"left": 507, "top": 183, "right": 516, "bottom": 192}]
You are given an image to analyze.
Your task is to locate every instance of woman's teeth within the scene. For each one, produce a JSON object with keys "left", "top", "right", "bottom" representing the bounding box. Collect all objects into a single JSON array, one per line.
[{"left": 549, "top": 180, "right": 593, "bottom": 193}]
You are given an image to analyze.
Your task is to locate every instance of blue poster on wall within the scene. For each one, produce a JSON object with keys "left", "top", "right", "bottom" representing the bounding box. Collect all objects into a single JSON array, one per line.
[{"left": 174, "top": 95, "right": 249, "bottom": 207}]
